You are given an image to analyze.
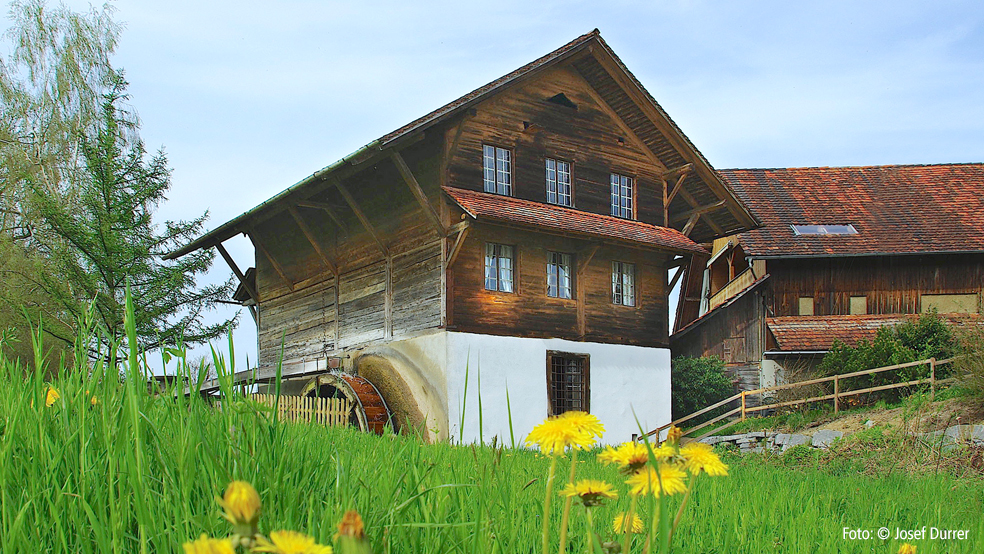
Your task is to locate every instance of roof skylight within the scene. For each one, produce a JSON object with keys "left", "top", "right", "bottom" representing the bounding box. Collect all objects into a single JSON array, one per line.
[{"left": 791, "top": 224, "right": 858, "bottom": 236}]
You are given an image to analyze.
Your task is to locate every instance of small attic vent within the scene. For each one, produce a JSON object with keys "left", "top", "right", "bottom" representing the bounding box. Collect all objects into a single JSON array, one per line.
[
  {"left": 546, "top": 93, "right": 577, "bottom": 110},
  {"left": 791, "top": 224, "right": 858, "bottom": 236}
]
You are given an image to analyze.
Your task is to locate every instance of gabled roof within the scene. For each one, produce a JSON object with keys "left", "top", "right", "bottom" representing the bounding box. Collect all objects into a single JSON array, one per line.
[
  {"left": 767, "top": 313, "right": 984, "bottom": 352},
  {"left": 444, "top": 187, "right": 707, "bottom": 255},
  {"left": 720, "top": 163, "right": 984, "bottom": 258},
  {"left": 167, "top": 30, "right": 756, "bottom": 260}
]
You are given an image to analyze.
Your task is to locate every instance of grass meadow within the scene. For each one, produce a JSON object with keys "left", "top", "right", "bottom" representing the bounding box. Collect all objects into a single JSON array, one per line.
[{"left": 1, "top": 308, "right": 982, "bottom": 552}]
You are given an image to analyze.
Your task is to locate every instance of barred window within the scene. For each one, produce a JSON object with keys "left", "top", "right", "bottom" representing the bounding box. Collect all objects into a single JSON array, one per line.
[
  {"left": 484, "top": 243, "right": 514, "bottom": 292},
  {"left": 547, "top": 351, "right": 589, "bottom": 416},
  {"left": 547, "top": 251, "right": 573, "bottom": 299},
  {"left": 610, "top": 173, "right": 633, "bottom": 219},
  {"left": 612, "top": 261, "right": 636, "bottom": 306},
  {"left": 545, "top": 158, "right": 573, "bottom": 206},
  {"left": 483, "top": 145, "right": 512, "bottom": 195}
]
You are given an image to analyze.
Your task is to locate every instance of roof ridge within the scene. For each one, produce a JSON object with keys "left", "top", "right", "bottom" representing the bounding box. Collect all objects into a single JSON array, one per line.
[{"left": 720, "top": 162, "right": 984, "bottom": 172}]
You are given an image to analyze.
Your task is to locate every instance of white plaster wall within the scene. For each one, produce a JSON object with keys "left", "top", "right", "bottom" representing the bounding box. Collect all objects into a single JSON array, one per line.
[{"left": 445, "top": 332, "right": 671, "bottom": 446}]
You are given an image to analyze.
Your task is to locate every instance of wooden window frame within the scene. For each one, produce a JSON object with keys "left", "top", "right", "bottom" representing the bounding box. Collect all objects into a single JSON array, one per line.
[
  {"left": 610, "top": 172, "right": 635, "bottom": 219},
  {"left": 545, "top": 157, "right": 574, "bottom": 207},
  {"left": 483, "top": 144, "right": 513, "bottom": 196},
  {"left": 546, "top": 350, "right": 590, "bottom": 416},
  {"left": 612, "top": 261, "right": 636, "bottom": 307},
  {"left": 546, "top": 251, "right": 574, "bottom": 299},
  {"left": 484, "top": 242, "right": 516, "bottom": 293}
]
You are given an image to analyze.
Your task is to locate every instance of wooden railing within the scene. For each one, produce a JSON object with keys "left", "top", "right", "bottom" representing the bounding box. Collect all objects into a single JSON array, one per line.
[
  {"left": 252, "top": 394, "right": 353, "bottom": 427},
  {"left": 645, "top": 357, "right": 954, "bottom": 443}
]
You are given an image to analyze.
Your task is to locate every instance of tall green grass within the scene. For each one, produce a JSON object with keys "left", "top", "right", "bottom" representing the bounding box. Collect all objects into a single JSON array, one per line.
[{"left": 0, "top": 296, "right": 982, "bottom": 552}]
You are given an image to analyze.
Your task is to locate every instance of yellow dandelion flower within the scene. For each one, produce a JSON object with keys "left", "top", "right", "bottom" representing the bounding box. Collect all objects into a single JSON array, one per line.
[
  {"left": 45, "top": 386, "right": 60, "bottom": 407},
  {"left": 336, "top": 510, "right": 365, "bottom": 539},
  {"left": 680, "top": 442, "right": 729, "bottom": 476},
  {"left": 626, "top": 464, "right": 688, "bottom": 497},
  {"left": 525, "top": 415, "right": 595, "bottom": 454},
  {"left": 557, "top": 411, "right": 605, "bottom": 440},
  {"left": 182, "top": 535, "right": 235, "bottom": 554},
  {"left": 612, "top": 512, "right": 644, "bottom": 534},
  {"left": 253, "top": 530, "right": 333, "bottom": 554},
  {"left": 559, "top": 479, "right": 617, "bottom": 507},
  {"left": 598, "top": 442, "right": 649, "bottom": 474},
  {"left": 216, "top": 481, "right": 261, "bottom": 534},
  {"left": 898, "top": 544, "right": 916, "bottom": 554}
]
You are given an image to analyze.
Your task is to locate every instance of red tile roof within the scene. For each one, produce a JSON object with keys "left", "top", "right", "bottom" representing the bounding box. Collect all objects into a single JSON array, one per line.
[
  {"left": 767, "top": 313, "right": 984, "bottom": 352},
  {"left": 719, "top": 164, "right": 984, "bottom": 257},
  {"left": 443, "top": 186, "right": 707, "bottom": 255}
]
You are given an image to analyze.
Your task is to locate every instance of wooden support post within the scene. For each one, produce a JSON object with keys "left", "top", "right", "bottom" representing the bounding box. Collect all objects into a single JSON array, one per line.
[
  {"left": 288, "top": 205, "right": 338, "bottom": 276},
  {"left": 576, "top": 243, "right": 601, "bottom": 337},
  {"left": 929, "top": 357, "right": 936, "bottom": 401},
  {"left": 215, "top": 242, "right": 258, "bottom": 305},
  {"left": 667, "top": 264, "right": 685, "bottom": 293},
  {"left": 335, "top": 180, "right": 389, "bottom": 257},
  {"left": 740, "top": 391, "right": 747, "bottom": 421},
  {"left": 662, "top": 178, "right": 669, "bottom": 226},
  {"left": 446, "top": 224, "right": 470, "bottom": 267},
  {"left": 670, "top": 199, "right": 728, "bottom": 224},
  {"left": 834, "top": 375, "right": 839, "bottom": 415},
  {"left": 391, "top": 151, "right": 446, "bottom": 235}
]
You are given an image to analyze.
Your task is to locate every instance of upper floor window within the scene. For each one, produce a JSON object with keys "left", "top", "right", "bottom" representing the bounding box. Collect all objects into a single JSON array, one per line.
[
  {"left": 547, "top": 251, "right": 573, "bottom": 299},
  {"left": 545, "top": 158, "right": 573, "bottom": 207},
  {"left": 485, "top": 243, "right": 514, "bottom": 292},
  {"left": 612, "top": 261, "right": 636, "bottom": 306},
  {"left": 610, "top": 173, "right": 633, "bottom": 219},
  {"left": 483, "top": 145, "right": 512, "bottom": 196}
]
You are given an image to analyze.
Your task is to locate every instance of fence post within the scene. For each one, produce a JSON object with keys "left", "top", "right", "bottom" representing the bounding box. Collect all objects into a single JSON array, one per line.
[
  {"left": 740, "top": 391, "right": 747, "bottom": 421},
  {"left": 929, "top": 357, "right": 936, "bottom": 401},
  {"left": 834, "top": 375, "right": 839, "bottom": 415}
]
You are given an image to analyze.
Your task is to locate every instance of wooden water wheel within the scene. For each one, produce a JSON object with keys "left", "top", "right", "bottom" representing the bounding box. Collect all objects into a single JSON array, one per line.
[{"left": 302, "top": 372, "right": 392, "bottom": 434}]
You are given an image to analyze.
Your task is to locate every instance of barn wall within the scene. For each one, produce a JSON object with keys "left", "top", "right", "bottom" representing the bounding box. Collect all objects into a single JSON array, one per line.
[{"left": 768, "top": 254, "right": 984, "bottom": 317}]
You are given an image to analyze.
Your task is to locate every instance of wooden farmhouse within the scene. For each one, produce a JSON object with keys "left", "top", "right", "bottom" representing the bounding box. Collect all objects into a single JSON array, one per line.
[
  {"left": 671, "top": 164, "right": 984, "bottom": 397},
  {"left": 166, "top": 30, "right": 758, "bottom": 443}
]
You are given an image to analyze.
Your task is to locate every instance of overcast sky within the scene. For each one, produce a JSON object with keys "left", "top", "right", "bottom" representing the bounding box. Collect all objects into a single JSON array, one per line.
[{"left": 8, "top": 0, "right": 983, "bottom": 372}]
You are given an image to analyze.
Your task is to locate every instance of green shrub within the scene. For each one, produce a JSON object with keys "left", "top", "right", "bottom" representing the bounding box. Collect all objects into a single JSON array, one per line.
[
  {"left": 817, "top": 313, "right": 957, "bottom": 402},
  {"left": 671, "top": 356, "right": 735, "bottom": 421}
]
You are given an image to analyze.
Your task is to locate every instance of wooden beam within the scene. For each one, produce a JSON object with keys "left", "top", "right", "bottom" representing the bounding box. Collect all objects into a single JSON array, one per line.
[
  {"left": 441, "top": 112, "right": 473, "bottom": 189},
  {"left": 446, "top": 224, "right": 470, "bottom": 267},
  {"left": 666, "top": 172, "right": 689, "bottom": 206},
  {"left": 675, "top": 185, "right": 725, "bottom": 235},
  {"left": 287, "top": 205, "right": 338, "bottom": 276},
  {"left": 576, "top": 243, "right": 601, "bottom": 338},
  {"left": 296, "top": 200, "right": 349, "bottom": 235},
  {"left": 248, "top": 227, "right": 293, "bottom": 291},
  {"left": 572, "top": 70, "right": 668, "bottom": 172},
  {"left": 668, "top": 265, "right": 685, "bottom": 292},
  {"left": 385, "top": 256, "right": 393, "bottom": 339},
  {"left": 681, "top": 214, "right": 700, "bottom": 237},
  {"left": 215, "top": 242, "right": 257, "bottom": 304},
  {"left": 662, "top": 178, "right": 669, "bottom": 227},
  {"left": 663, "top": 163, "right": 693, "bottom": 182},
  {"left": 334, "top": 179, "right": 389, "bottom": 257},
  {"left": 577, "top": 243, "right": 601, "bottom": 275},
  {"left": 391, "top": 151, "right": 446, "bottom": 235},
  {"left": 671, "top": 199, "right": 728, "bottom": 224}
]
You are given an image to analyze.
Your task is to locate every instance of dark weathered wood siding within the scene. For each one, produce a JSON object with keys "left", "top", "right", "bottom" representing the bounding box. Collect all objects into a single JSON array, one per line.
[
  {"left": 449, "top": 222, "right": 669, "bottom": 347},
  {"left": 255, "top": 136, "right": 446, "bottom": 367},
  {"left": 767, "top": 254, "right": 984, "bottom": 316},
  {"left": 445, "top": 65, "right": 666, "bottom": 225}
]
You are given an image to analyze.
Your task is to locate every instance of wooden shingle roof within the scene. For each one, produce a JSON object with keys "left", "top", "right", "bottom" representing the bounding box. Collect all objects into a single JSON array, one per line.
[
  {"left": 443, "top": 186, "right": 707, "bottom": 255},
  {"left": 720, "top": 163, "right": 984, "bottom": 258},
  {"left": 767, "top": 313, "right": 984, "bottom": 352}
]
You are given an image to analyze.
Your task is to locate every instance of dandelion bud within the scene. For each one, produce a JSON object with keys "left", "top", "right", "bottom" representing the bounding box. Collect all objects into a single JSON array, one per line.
[
  {"left": 666, "top": 426, "right": 683, "bottom": 445},
  {"left": 45, "top": 386, "right": 61, "bottom": 407},
  {"left": 336, "top": 510, "right": 372, "bottom": 554},
  {"left": 217, "top": 481, "right": 261, "bottom": 537}
]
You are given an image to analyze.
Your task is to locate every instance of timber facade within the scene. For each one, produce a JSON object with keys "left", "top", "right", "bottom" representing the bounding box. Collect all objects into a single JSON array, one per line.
[
  {"left": 671, "top": 164, "right": 984, "bottom": 396},
  {"left": 169, "top": 30, "right": 758, "bottom": 443}
]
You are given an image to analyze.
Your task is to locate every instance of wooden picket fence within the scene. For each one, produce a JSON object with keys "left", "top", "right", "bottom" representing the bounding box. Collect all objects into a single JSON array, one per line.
[
  {"left": 252, "top": 394, "right": 353, "bottom": 427},
  {"left": 645, "top": 357, "right": 956, "bottom": 443}
]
